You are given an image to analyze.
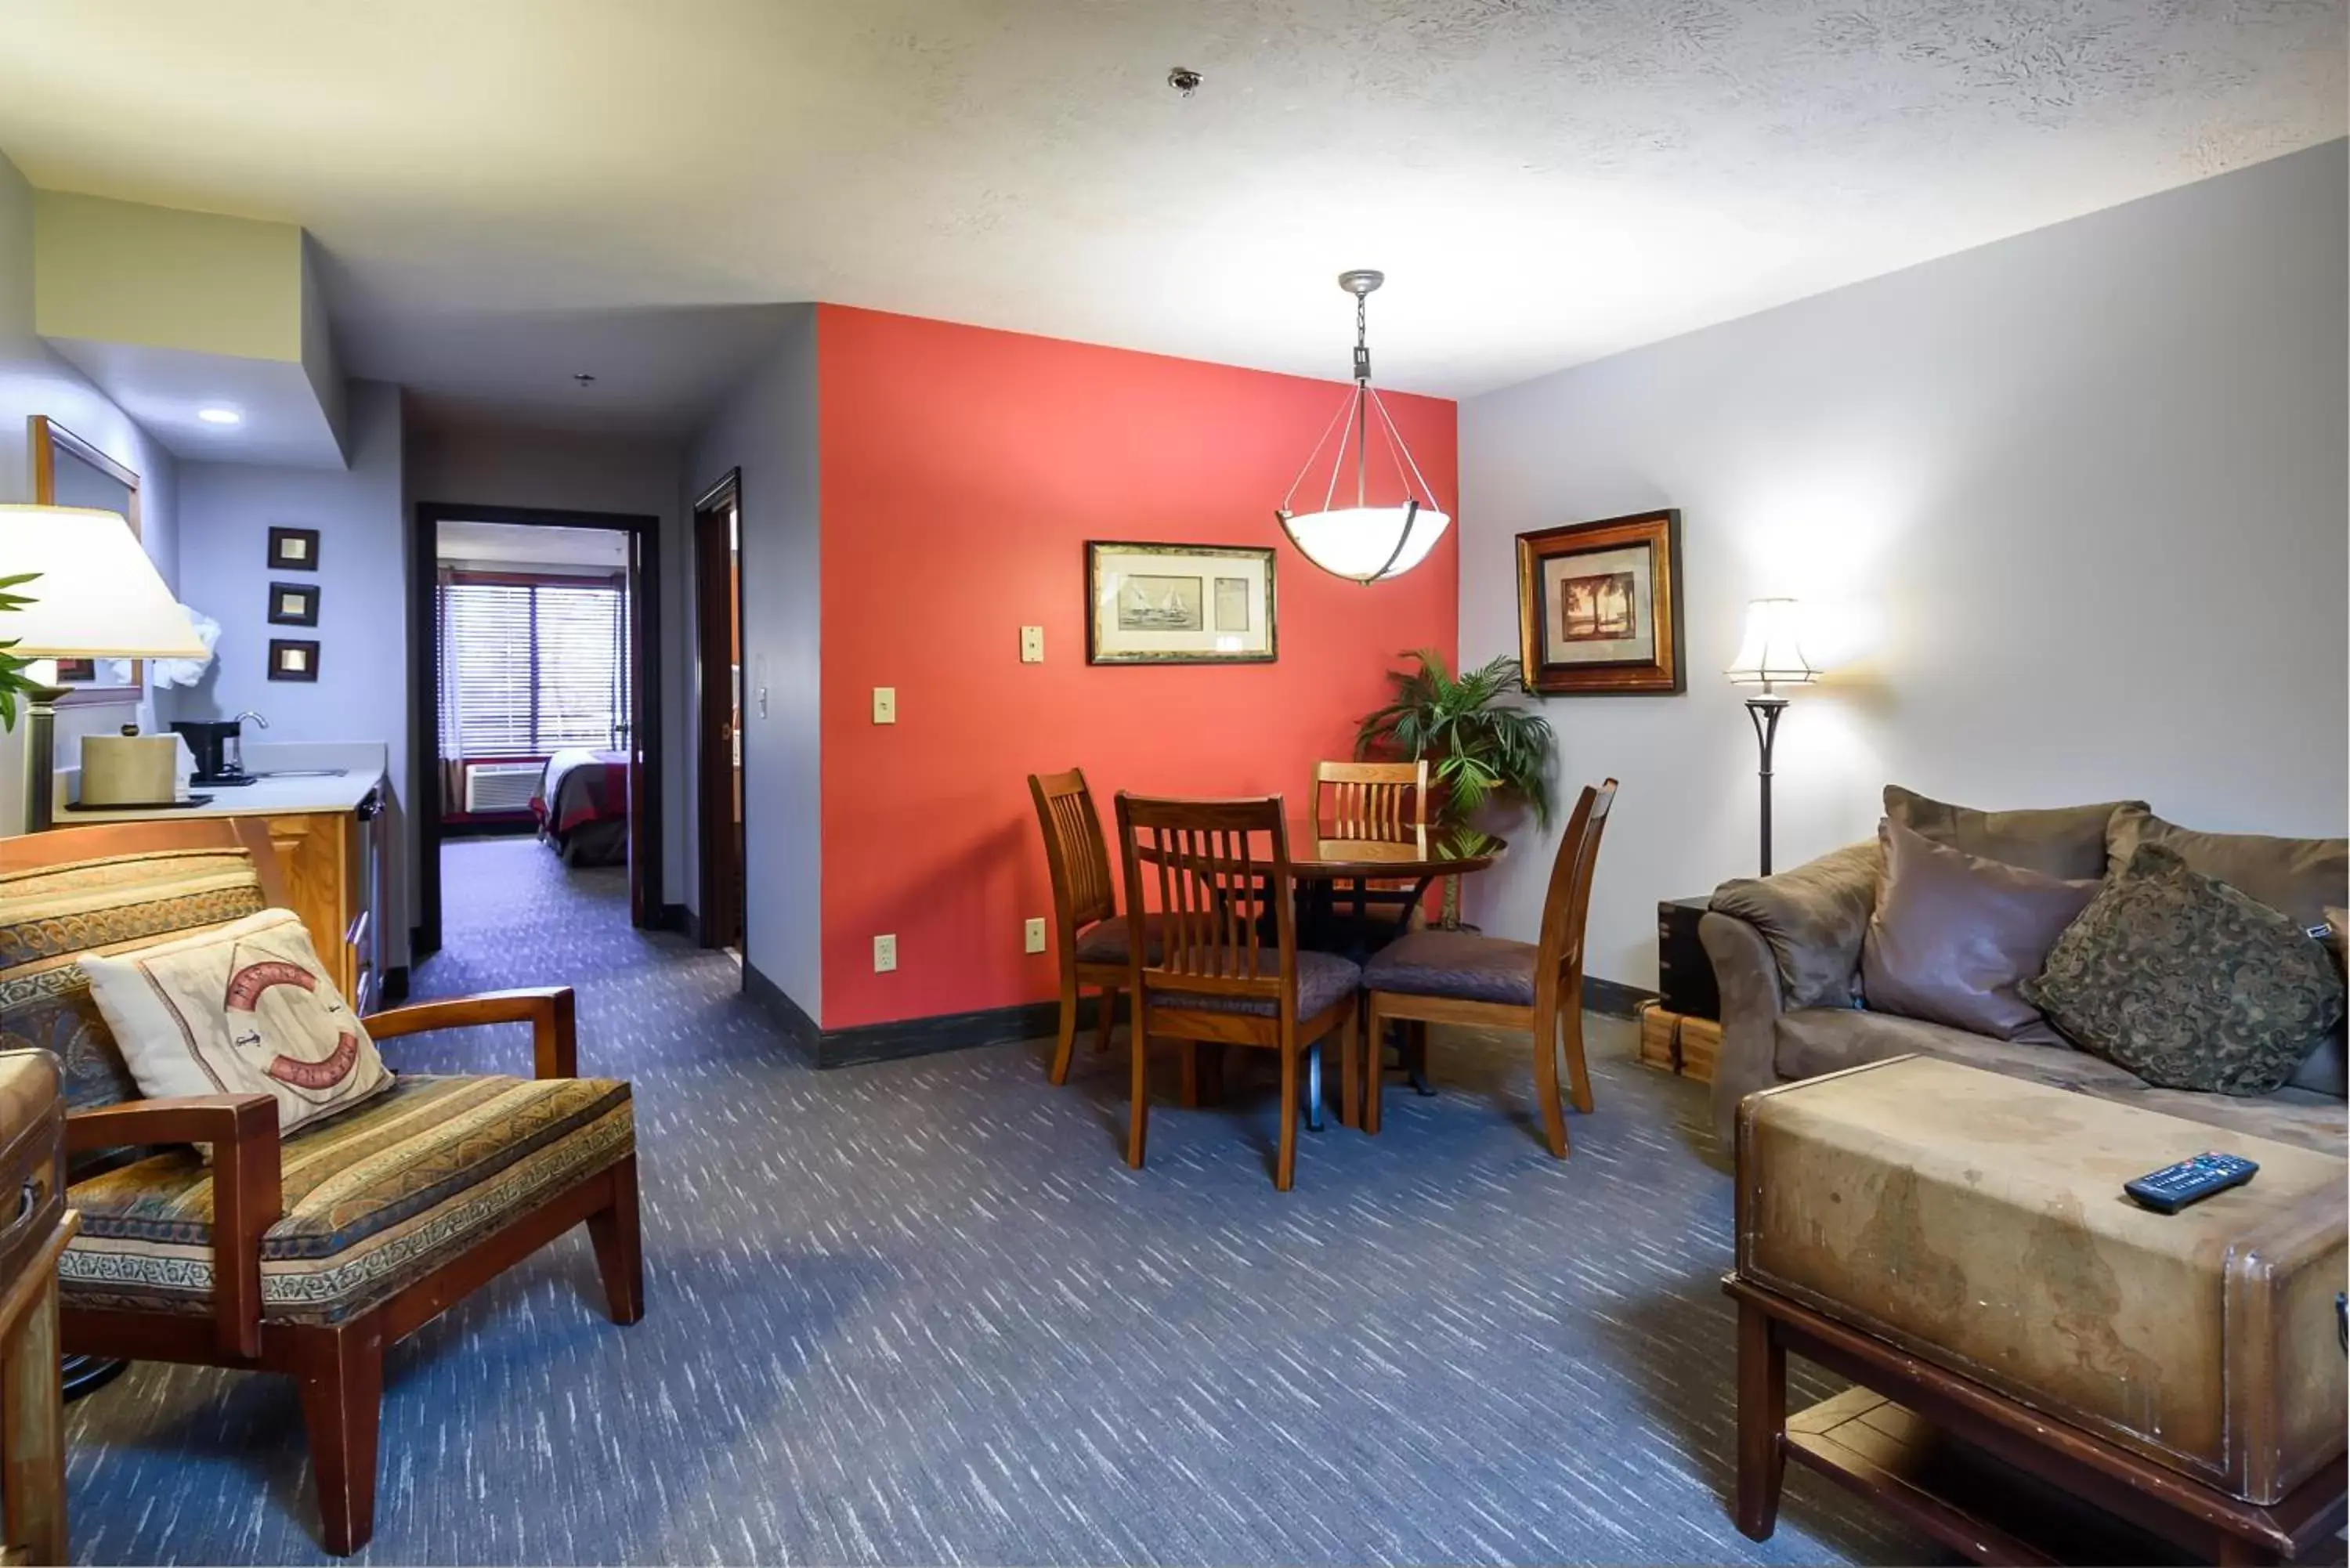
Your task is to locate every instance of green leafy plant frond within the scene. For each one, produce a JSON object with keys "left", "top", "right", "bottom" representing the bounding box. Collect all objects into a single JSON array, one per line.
[
  {"left": 0, "top": 573, "right": 41, "bottom": 732},
  {"left": 1354, "top": 648, "right": 1555, "bottom": 829}
]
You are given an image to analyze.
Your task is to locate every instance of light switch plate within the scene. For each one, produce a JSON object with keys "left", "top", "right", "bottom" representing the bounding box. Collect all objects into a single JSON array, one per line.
[
  {"left": 1023, "top": 916, "right": 1047, "bottom": 953},
  {"left": 872, "top": 686, "right": 896, "bottom": 724},
  {"left": 1019, "top": 626, "right": 1044, "bottom": 663},
  {"left": 873, "top": 934, "right": 897, "bottom": 972}
]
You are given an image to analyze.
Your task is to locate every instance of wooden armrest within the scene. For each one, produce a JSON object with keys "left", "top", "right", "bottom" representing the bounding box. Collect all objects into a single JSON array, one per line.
[
  {"left": 67, "top": 1094, "right": 280, "bottom": 1361},
  {"left": 361, "top": 986, "right": 578, "bottom": 1078}
]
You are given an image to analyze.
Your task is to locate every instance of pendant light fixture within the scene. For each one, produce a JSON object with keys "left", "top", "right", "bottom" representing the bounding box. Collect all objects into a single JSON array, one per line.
[{"left": 1274, "top": 269, "right": 1452, "bottom": 583}]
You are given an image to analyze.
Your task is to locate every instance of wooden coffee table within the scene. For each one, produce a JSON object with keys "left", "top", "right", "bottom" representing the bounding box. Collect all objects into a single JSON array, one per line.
[{"left": 1726, "top": 1272, "right": 2348, "bottom": 1565}]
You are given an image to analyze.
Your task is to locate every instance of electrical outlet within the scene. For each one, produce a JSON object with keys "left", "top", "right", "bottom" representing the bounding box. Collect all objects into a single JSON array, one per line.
[
  {"left": 1023, "top": 916, "right": 1047, "bottom": 953},
  {"left": 1019, "top": 625, "right": 1044, "bottom": 663},
  {"left": 873, "top": 934, "right": 897, "bottom": 972},
  {"left": 872, "top": 686, "right": 896, "bottom": 724},
  {"left": 757, "top": 686, "right": 768, "bottom": 719}
]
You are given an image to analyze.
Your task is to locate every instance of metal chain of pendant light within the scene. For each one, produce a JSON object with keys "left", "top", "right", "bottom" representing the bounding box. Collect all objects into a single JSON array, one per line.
[{"left": 1274, "top": 269, "right": 1452, "bottom": 583}]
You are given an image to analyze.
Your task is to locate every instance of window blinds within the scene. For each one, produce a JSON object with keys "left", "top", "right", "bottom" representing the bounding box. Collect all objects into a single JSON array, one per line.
[{"left": 441, "top": 577, "right": 629, "bottom": 756}]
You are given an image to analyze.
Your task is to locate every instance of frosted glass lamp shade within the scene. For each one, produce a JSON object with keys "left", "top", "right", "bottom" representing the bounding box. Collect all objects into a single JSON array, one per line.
[
  {"left": 1725, "top": 597, "right": 1816, "bottom": 691},
  {"left": 0, "top": 505, "right": 206, "bottom": 658},
  {"left": 1279, "top": 504, "right": 1452, "bottom": 584}
]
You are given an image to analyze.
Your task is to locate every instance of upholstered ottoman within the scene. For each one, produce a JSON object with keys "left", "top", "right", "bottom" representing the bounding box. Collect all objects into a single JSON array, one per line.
[{"left": 1725, "top": 1054, "right": 2348, "bottom": 1563}]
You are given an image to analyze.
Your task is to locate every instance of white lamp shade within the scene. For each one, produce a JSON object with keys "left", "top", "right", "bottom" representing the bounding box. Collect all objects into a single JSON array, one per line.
[
  {"left": 1281, "top": 504, "right": 1452, "bottom": 583},
  {"left": 0, "top": 504, "right": 208, "bottom": 658},
  {"left": 1726, "top": 597, "right": 1817, "bottom": 688}
]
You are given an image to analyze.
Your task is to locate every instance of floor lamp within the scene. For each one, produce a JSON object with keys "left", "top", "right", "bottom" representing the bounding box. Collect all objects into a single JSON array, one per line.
[
  {"left": 1726, "top": 598, "right": 1817, "bottom": 876},
  {"left": 2, "top": 504, "right": 208, "bottom": 834}
]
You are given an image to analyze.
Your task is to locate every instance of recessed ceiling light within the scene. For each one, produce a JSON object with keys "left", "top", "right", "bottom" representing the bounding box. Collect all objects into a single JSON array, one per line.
[{"left": 197, "top": 406, "right": 242, "bottom": 426}]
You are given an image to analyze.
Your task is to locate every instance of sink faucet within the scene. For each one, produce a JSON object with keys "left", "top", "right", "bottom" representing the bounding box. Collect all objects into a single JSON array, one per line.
[{"left": 235, "top": 710, "right": 270, "bottom": 730}]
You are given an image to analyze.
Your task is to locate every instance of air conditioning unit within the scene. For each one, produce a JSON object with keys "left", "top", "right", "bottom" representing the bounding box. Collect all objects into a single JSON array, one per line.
[{"left": 464, "top": 761, "right": 541, "bottom": 814}]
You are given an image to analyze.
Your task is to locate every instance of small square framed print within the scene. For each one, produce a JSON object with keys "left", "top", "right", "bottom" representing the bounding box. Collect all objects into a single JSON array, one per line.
[
  {"left": 267, "top": 526, "right": 320, "bottom": 571},
  {"left": 268, "top": 638, "right": 320, "bottom": 681},
  {"left": 267, "top": 581, "right": 320, "bottom": 627}
]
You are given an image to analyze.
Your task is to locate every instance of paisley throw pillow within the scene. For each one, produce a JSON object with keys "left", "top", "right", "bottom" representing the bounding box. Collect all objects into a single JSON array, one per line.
[
  {"left": 78, "top": 908, "right": 393, "bottom": 1138},
  {"left": 2021, "top": 844, "right": 2346, "bottom": 1096}
]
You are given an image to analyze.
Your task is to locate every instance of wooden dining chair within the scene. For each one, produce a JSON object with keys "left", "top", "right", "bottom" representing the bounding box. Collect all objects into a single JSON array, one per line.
[
  {"left": 1360, "top": 779, "right": 1618, "bottom": 1157},
  {"left": 1313, "top": 758, "right": 1430, "bottom": 837},
  {"left": 1114, "top": 793, "right": 1361, "bottom": 1191},
  {"left": 1029, "top": 769, "right": 1156, "bottom": 1086}
]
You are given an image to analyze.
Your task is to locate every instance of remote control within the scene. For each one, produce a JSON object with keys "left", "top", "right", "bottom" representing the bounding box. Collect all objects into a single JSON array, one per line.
[{"left": 2124, "top": 1152, "right": 2258, "bottom": 1214}]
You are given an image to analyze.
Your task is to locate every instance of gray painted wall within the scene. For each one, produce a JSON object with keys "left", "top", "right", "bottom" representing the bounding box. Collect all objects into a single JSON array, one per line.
[
  {"left": 0, "top": 150, "right": 183, "bottom": 831},
  {"left": 403, "top": 418, "right": 690, "bottom": 903},
  {"left": 1458, "top": 140, "right": 2349, "bottom": 990},
  {"left": 176, "top": 380, "right": 410, "bottom": 962},
  {"left": 684, "top": 305, "right": 821, "bottom": 1014}
]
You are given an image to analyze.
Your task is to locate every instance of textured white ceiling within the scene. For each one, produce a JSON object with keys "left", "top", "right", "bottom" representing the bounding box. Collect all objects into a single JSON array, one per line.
[{"left": 1, "top": 0, "right": 2339, "bottom": 425}]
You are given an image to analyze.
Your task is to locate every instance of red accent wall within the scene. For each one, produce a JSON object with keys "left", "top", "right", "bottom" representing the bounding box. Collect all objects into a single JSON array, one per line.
[{"left": 817, "top": 305, "right": 1459, "bottom": 1030}]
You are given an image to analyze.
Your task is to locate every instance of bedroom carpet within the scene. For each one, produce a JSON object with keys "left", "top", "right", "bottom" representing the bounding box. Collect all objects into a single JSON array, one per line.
[{"left": 64, "top": 836, "right": 1930, "bottom": 1565}]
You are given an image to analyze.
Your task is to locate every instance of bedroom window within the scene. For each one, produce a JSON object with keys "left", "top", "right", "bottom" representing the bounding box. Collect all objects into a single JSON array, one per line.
[{"left": 439, "top": 575, "right": 631, "bottom": 757}]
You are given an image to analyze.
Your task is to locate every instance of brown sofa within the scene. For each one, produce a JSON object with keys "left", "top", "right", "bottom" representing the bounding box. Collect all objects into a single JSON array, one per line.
[{"left": 1701, "top": 799, "right": 2347, "bottom": 1156}]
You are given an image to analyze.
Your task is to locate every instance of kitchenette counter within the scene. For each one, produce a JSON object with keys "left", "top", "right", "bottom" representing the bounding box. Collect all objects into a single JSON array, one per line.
[
  {"left": 56, "top": 764, "right": 384, "bottom": 822},
  {"left": 50, "top": 740, "right": 398, "bottom": 1010}
]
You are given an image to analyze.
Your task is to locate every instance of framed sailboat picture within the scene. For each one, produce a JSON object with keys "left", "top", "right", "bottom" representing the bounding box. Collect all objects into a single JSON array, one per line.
[{"left": 1086, "top": 541, "right": 1277, "bottom": 665}]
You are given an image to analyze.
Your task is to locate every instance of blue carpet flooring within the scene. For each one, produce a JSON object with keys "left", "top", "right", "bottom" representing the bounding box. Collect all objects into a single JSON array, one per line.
[{"left": 66, "top": 837, "right": 1930, "bottom": 1565}]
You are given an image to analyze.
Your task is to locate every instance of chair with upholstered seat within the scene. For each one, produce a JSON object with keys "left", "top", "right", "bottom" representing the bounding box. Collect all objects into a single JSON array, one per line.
[
  {"left": 1361, "top": 780, "right": 1617, "bottom": 1156},
  {"left": 1115, "top": 793, "right": 1361, "bottom": 1190},
  {"left": 1029, "top": 768, "right": 1162, "bottom": 1085},
  {"left": 0, "top": 818, "right": 641, "bottom": 1555}
]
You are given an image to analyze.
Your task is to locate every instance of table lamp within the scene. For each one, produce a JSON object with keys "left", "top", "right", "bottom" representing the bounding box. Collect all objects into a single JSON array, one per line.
[
  {"left": 1, "top": 504, "right": 208, "bottom": 833},
  {"left": 1725, "top": 597, "right": 1817, "bottom": 875}
]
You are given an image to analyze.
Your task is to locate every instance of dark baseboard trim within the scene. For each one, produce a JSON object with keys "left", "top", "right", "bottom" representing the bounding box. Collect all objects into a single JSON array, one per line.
[
  {"left": 817, "top": 999, "right": 1068, "bottom": 1069},
  {"left": 741, "top": 956, "right": 820, "bottom": 1060},
  {"left": 736, "top": 961, "right": 1090, "bottom": 1069},
  {"left": 1583, "top": 974, "right": 1656, "bottom": 1020},
  {"left": 732, "top": 969, "right": 1653, "bottom": 1070},
  {"left": 656, "top": 902, "right": 702, "bottom": 943},
  {"left": 380, "top": 966, "right": 411, "bottom": 1006}
]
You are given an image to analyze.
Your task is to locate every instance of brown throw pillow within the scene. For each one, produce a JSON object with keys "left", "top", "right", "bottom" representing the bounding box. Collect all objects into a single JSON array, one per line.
[
  {"left": 1861, "top": 818, "right": 2099, "bottom": 1041},
  {"left": 1885, "top": 785, "right": 2143, "bottom": 880},
  {"left": 2020, "top": 844, "right": 2347, "bottom": 1096}
]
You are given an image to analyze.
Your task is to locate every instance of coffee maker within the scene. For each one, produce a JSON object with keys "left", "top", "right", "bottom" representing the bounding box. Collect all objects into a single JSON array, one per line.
[{"left": 172, "top": 716, "right": 261, "bottom": 786}]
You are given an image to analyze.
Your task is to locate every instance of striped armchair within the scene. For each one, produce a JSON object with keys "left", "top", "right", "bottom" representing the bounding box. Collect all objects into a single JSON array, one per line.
[{"left": 0, "top": 818, "right": 642, "bottom": 1556}]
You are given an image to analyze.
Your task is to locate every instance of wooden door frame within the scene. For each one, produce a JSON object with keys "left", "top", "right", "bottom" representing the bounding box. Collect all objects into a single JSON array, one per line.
[
  {"left": 689, "top": 468, "right": 745, "bottom": 952},
  {"left": 410, "top": 501, "right": 663, "bottom": 959}
]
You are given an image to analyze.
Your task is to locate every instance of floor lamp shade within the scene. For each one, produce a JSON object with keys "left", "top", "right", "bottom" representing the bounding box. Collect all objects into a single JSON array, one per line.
[{"left": 0, "top": 505, "right": 206, "bottom": 659}]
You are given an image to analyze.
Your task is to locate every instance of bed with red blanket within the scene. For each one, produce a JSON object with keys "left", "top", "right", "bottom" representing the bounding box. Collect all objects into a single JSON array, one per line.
[{"left": 532, "top": 748, "right": 630, "bottom": 866}]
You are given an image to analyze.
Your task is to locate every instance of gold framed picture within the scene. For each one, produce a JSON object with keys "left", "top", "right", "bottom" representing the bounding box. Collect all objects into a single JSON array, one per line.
[
  {"left": 1517, "top": 509, "right": 1684, "bottom": 695},
  {"left": 1086, "top": 541, "right": 1276, "bottom": 664}
]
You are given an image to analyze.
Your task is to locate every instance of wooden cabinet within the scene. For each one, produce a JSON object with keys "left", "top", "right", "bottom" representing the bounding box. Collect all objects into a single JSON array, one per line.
[{"left": 262, "top": 787, "right": 385, "bottom": 1012}]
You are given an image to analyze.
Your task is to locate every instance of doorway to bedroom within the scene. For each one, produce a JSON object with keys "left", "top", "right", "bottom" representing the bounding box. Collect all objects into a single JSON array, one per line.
[{"left": 410, "top": 503, "right": 663, "bottom": 963}]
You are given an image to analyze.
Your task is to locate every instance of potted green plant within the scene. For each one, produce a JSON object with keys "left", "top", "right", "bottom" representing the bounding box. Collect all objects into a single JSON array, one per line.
[
  {"left": 1354, "top": 649, "right": 1555, "bottom": 927},
  {"left": 0, "top": 573, "right": 38, "bottom": 731}
]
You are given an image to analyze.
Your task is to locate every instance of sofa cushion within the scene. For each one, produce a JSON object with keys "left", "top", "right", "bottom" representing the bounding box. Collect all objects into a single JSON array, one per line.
[
  {"left": 1885, "top": 784, "right": 2140, "bottom": 880},
  {"left": 1709, "top": 842, "right": 1878, "bottom": 1009},
  {"left": 0, "top": 844, "right": 270, "bottom": 1117},
  {"left": 1150, "top": 950, "right": 1359, "bottom": 1021},
  {"left": 1860, "top": 817, "right": 2096, "bottom": 1042},
  {"left": 2021, "top": 844, "right": 2345, "bottom": 1097},
  {"left": 2105, "top": 807, "right": 2348, "bottom": 930},
  {"left": 79, "top": 908, "right": 394, "bottom": 1142},
  {"left": 61, "top": 1073, "right": 633, "bottom": 1324},
  {"left": 2107, "top": 810, "right": 2349, "bottom": 1100},
  {"left": 1072, "top": 914, "right": 1163, "bottom": 966},
  {"left": 1362, "top": 929, "right": 1538, "bottom": 1006},
  {"left": 1773, "top": 1008, "right": 2346, "bottom": 1155}
]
